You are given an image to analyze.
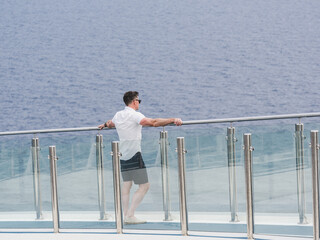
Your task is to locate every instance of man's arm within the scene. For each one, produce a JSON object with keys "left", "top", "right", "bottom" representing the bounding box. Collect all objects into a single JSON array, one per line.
[
  {"left": 140, "top": 118, "right": 182, "bottom": 127},
  {"left": 98, "top": 120, "right": 115, "bottom": 129}
]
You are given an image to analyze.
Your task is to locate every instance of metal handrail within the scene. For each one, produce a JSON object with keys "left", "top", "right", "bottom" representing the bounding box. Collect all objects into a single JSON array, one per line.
[
  {"left": 182, "top": 112, "right": 320, "bottom": 125},
  {"left": 0, "top": 126, "right": 100, "bottom": 136},
  {"left": 1, "top": 112, "right": 320, "bottom": 136}
]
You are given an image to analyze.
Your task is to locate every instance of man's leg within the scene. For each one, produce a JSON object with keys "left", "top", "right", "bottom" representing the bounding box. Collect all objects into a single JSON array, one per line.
[
  {"left": 122, "top": 181, "right": 133, "bottom": 218},
  {"left": 126, "top": 182, "right": 150, "bottom": 218}
]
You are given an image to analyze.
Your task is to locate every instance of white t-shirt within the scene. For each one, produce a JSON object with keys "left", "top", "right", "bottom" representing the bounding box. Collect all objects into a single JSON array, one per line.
[{"left": 112, "top": 107, "right": 145, "bottom": 160}]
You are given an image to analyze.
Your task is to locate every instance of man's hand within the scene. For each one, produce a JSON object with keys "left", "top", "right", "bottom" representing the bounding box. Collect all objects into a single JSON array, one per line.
[
  {"left": 173, "top": 118, "right": 183, "bottom": 126},
  {"left": 106, "top": 120, "right": 115, "bottom": 128},
  {"left": 98, "top": 120, "right": 114, "bottom": 130},
  {"left": 98, "top": 123, "right": 105, "bottom": 130}
]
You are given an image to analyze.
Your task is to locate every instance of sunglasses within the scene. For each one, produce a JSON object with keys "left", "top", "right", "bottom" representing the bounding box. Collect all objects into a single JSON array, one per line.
[{"left": 135, "top": 99, "right": 141, "bottom": 103}]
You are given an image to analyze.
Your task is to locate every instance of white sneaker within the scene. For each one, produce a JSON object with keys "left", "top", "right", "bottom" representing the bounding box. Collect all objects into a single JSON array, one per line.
[{"left": 124, "top": 216, "right": 147, "bottom": 225}]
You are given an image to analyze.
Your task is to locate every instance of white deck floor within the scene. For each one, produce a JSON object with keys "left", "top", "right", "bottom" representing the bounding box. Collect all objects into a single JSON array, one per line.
[
  {"left": 0, "top": 211, "right": 314, "bottom": 239},
  {"left": 0, "top": 229, "right": 313, "bottom": 240}
]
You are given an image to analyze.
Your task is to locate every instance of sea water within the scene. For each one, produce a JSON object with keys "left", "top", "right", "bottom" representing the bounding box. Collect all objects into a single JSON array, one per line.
[{"left": 0, "top": 0, "right": 319, "bottom": 132}]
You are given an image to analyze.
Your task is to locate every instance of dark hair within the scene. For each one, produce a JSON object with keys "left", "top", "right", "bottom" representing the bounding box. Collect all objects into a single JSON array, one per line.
[{"left": 123, "top": 91, "right": 139, "bottom": 106}]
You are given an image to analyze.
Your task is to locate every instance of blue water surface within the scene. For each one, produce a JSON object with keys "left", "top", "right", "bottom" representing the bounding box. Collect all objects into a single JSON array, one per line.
[{"left": 0, "top": 0, "right": 320, "bottom": 132}]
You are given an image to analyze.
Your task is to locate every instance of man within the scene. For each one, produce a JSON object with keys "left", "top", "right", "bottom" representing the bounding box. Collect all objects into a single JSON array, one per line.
[{"left": 98, "top": 91, "right": 182, "bottom": 224}]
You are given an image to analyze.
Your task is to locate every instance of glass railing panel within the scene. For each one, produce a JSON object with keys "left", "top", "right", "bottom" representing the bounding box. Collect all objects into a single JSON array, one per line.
[
  {"left": 23, "top": 132, "right": 114, "bottom": 228},
  {"left": 0, "top": 135, "right": 52, "bottom": 228},
  {"left": 298, "top": 122, "right": 316, "bottom": 222},
  {"left": 0, "top": 118, "right": 317, "bottom": 235},
  {"left": 237, "top": 122, "right": 313, "bottom": 237},
  {"left": 38, "top": 130, "right": 117, "bottom": 229},
  {"left": 167, "top": 125, "right": 247, "bottom": 233},
  {"left": 122, "top": 128, "right": 181, "bottom": 230}
]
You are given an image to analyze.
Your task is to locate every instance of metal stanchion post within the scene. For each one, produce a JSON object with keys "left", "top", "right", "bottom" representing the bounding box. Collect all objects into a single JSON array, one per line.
[
  {"left": 243, "top": 133, "right": 254, "bottom": 240},
  {"left": 32, "top": 137, "right": 42, "bottom": 219},
  {"left": 311, "top": 130, "right": 319, "bottom": 240},
  {"left": 295, "top": 123, "right": 307, "bottom": 224},
  {"left": 96, "top": 134, "right": 107, "bottom": 220},
  {"left": 177, "top": 137, "right": 188, "bottom": 236},
  {"left": 111, "top": 141, "right": 123, "bottom": 234},
  {"left": 160, "top": 130, "right": 172, "bottom": 221},
  {"left": 49, "top": 146, "right": 60, "bottom": 233},
  {"left": 226, "top": 127, "right": 239, "bottom": 222}
]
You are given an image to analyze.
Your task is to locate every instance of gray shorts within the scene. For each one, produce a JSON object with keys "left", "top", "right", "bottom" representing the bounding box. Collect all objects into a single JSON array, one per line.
[{"left": 120, "top": 152, "right": 149, "bottom": 184}]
